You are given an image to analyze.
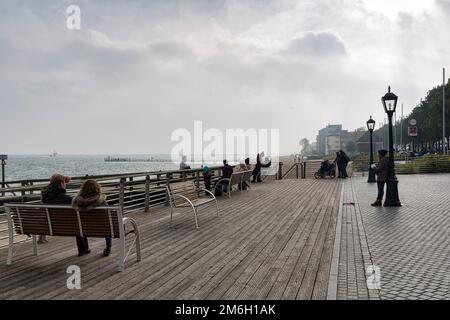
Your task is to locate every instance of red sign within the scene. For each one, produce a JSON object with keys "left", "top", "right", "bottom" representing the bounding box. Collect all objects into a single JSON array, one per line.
[{"left": 408, "top": 126, "right": 418, "bottom": 137}]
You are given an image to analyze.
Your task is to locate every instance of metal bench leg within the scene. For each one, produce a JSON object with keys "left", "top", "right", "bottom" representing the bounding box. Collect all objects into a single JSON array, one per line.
[
  {"left": 6, "top": 225, "right": 13, "bottom": 266},
  {"left": 124, "top": 218, "right": 142, "bottom": 262},
  {"left": 6, "top": 208, "right": 13, "bottom": 265},
  {"left": 32, "top": 235, "right": 38, "bottom": 256},
  {"left": 135, "top": 230, "right": 141, "bottom": 262},
  {"left": 193, "top": 207, "right": 199, "bottom": 229},
  {"left": 118, "top": 237, "right": 125, "bottom": 272}
]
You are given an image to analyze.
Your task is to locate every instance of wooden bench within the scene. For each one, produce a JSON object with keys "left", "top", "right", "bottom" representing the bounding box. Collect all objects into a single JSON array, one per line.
[
  {"left": 166, "top": 181, "right": 219, "bottom": 229},
  {"left": 215, "top": 170, "right": 252, "bottom": 198},
  {"left": 4, "top": 203, "right": 141, "bottom": 272},
  {"left": 241, "top": 170, "right": 253, "bottom": 187}
]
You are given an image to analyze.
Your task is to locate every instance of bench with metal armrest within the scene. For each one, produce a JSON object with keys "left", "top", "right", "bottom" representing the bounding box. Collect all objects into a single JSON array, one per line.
[
  {"left": 214, "top": 170, "right": 253, "bottom": 198},
  {"left": 4, "top": 203, "right": 141, "bottom": 272},
  {"left": 166, "top": 181, "right": 219, "bottom": 229}
]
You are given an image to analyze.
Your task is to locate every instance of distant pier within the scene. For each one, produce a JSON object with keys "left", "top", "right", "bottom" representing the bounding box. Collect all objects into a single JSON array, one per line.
[{"left": 104, "top": 156, "right": 171, "bottom": 162}]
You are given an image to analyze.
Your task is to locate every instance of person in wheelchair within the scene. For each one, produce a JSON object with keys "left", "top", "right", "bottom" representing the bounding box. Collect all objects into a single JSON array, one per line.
[{"left": 315, "top": 160, "right": 335, "bottom": 178}]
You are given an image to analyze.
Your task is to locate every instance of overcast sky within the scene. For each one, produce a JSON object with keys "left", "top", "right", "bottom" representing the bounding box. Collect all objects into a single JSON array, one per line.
[{"left": 1, "top": 0, "right": 449, "bottom": 155}]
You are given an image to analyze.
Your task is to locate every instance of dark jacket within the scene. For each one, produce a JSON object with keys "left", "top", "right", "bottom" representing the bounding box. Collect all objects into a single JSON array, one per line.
[
  {"left": 341, "top": 154, "right": 350, "bottom": 165},
  {"left": 375, "top": 157, "right": 389, "bottom": 182},
  {"left": 256, "top": 154, "right": 271, "bottom": 168},
  {"left": 41, "top": 184, "right": 72, "bottom": 204},
  {"left": 334, "top": 154, "right": 341, "bottom": 165},
  {"left": 222, "top": 164, "right": 233, "bottom": 179},
  {"left": 202, "top": 172, "right": 212, "bottom": 190},
  {"left": 72, "top": 194, "right": 107, "bottom": 212}
]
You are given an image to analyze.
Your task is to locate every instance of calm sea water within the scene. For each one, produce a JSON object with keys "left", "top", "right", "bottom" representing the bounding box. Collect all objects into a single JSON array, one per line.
[{"left": 2, "top": 155, "right": 179, "bottom": 182}]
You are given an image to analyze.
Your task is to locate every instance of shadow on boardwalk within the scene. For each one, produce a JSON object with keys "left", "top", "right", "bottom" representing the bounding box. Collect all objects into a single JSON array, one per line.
[{"left": 0, "top": 179, "right": 341, "bottom": 300}]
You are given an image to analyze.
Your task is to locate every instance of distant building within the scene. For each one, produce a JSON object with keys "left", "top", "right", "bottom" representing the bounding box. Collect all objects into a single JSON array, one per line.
[
  {"left": 316, "top": 124, "right": 377, "bottom": 156},
  {"left": 356, "top": 131, "right": 383, "bottom": 153},
  {"left": 325, "top": 135, "right": 341, "bottom": 155},
  {"left": 316, "top": 124, "right": 343, "bottom": 155}
]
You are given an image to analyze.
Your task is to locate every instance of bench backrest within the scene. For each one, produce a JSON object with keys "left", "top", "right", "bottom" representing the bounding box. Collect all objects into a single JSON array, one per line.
[
  {"left": 242, "top": 170, "right": 253, "bottom": 183},
  {"left": 5, "top": 204, "right": 122, "bottom": 239},
  {"left": 229, "top": 172, "right": 244, "bottom": 186},
  {"left": 167, "top": 181, "right": 199, "bottom": 206}
]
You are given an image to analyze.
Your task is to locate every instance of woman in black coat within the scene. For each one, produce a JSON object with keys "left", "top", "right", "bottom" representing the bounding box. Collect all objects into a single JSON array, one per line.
[{"left": 41, "top": 173, "right": 90, "bottom": 256}]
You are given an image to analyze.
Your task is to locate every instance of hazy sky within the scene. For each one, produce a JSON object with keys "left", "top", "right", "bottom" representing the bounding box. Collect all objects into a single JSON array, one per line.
[{"left": 1, "top": 0, "right": 449, "bottom": 154}]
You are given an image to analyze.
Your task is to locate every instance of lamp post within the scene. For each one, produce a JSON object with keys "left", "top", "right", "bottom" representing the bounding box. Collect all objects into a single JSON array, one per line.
[
  {"left": 381, "top": 86, "right": 401, "bottom": 207},
  {"left": 0, "top": 154, "right": 7, "bottom": 197},
  {"left": 366, "top": 116, "right": 376, "bottom": 183}
]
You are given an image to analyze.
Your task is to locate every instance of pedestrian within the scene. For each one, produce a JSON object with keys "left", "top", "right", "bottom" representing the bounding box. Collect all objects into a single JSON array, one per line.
[
  {"left": 202, "top": 165, "right": 212, "bottom": 192},
  {"left": 371, "top": 149, "right": 389, "bottom": 206},
  {"left": 180, "top": 155, "right": 191, "bottom": 170},
  {"left": 251, "top": 152, "right": 271, "bottom": 183},
  {"left": 340, "top": 150, "right": 350, "bottom": 178},
  {"left": 334, "top": 152, "right": 342, "bottom": 178},
  {"left": 72, "top": 179, "right": 112, "bottom": 256}
]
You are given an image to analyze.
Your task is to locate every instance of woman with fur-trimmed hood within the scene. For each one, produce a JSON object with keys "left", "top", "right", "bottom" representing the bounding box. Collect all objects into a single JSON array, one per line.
[{"left": 72, "top": 179, "right": 112, "bottom": 257}]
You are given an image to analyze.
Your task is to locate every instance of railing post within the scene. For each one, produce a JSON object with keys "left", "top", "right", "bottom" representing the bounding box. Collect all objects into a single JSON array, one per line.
[
  {"left": 119, "top": 178, "right": 126, "bottom": 212},
  {"left": 182, "top": 171, "right": 187, "bottom": 182},
  {"left": 144, "top": 175, "right": 150, "bottom": 213},
  {"left": 278, "top": 162, "right": 283, "bottom": 180},
  {"left": 302, "top": 162, "right": 306, "bottom": 179},
  {"left": 129, "top": 177, "right": 134, "bottom": 192},
  {"left": 195, "top": 170, "right": 200, "bottom": 188},
  {"left": 296, "top": 163, "right": 299, "bottom": 179},
  {"left": 21, "top": 182, "right": 26, "bottom": 196}
]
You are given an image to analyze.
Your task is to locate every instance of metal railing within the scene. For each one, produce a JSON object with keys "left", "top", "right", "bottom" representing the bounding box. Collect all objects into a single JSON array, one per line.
[
  {"left": 0, "top": 166, "right": 227, "bottom": 248},
  {"left": 280, "top": 160, "right": 323, "bottom": 179}
]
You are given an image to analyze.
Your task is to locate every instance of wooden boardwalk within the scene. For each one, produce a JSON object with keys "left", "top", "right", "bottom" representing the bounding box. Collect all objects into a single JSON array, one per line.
[{"left": 0, "top": 179, "right": 341, "bottom": 300}]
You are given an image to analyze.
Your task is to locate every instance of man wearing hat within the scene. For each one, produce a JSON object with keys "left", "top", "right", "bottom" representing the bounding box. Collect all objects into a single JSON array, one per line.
[{"left": 371, "top": 150, "right": 389, "bottom": 206}]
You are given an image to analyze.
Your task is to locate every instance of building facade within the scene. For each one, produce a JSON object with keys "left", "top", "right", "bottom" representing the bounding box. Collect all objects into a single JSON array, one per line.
[{"left": 316, "top": 124, "right": 343, "bottom": 156}]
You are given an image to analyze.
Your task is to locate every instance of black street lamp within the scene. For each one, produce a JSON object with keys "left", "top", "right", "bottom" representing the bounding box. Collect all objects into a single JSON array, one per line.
[
  {"left": 366, "top": 116, "right": 376, "bottom": 183},
  {"left": 381, "top": 86, "right": 401, "bottom": 207},
  {"left": 0, "top": 154, "right": 7, "bottom": 197}
]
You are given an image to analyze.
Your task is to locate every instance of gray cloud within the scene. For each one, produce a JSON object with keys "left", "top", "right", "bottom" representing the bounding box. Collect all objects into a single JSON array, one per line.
[
  {"left": 0, "top": 0, "right": 448, "bottom": 155},
  {"left": 286, "top": 31, "right": 348, "bottom": 57}
]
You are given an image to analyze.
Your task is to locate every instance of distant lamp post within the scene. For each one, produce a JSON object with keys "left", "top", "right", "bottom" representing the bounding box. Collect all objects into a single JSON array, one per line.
[
  {"left": 381, "top": 86, "right": 401, "bottom": 207},
  {"left": 0, "top": 154, "right": 7, "bottom": 196},
  {"left": 366, "top": 116, "right": 376, "bottom": 183}
]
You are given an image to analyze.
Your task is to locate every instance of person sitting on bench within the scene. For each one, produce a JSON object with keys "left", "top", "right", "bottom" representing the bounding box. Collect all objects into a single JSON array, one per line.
[
  {"left": 41, "top": 173, "right": 72, "bottom": 246},
  {"left": 72, "top": 179, "right": 112, "bottom": 257},
  {"left": 202, "top": 165, "right": 212, "bottom": 192},
  {"left": 180, "top": 155, "right": 191, "bottom": 170},
  {"left": 221, "top": 160, "right": 233, "bottom": 193},
  {"left": 235, "top": 158, "right": 251, "bottom": 190},
  {"left": 252, "top": 152, "right": 271, "bottom": 183}
]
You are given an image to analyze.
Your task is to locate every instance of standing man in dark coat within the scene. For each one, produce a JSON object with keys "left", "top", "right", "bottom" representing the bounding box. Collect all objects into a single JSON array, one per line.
[
  {"left": 340, "top": 150, "right": 350, "bottom": 178},
  {"left": 371, "top": 150, "right": 389, "bottom": 206},
  {"left": 334, "top": 151, "right": 342, "bottom": 178}
]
